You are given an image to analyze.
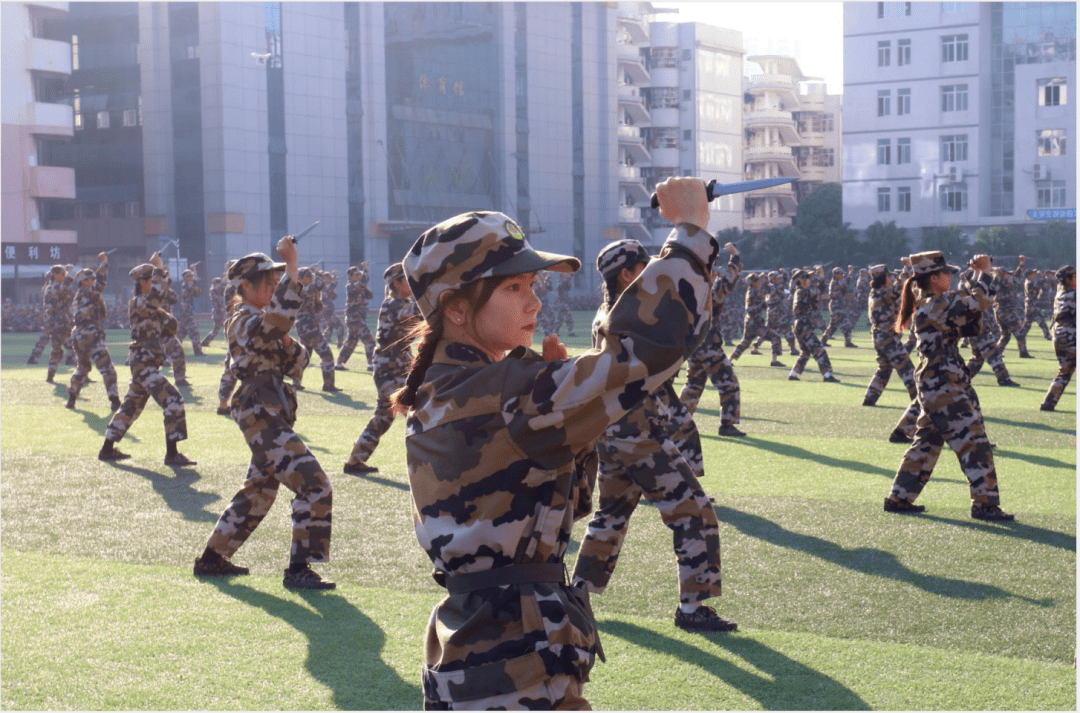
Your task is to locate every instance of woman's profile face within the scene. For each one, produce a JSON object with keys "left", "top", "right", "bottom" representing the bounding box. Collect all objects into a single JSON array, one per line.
[
  {"left": 472, "top": 272, "right": 542, "bottom": 358},
  {"left": 930, "top": 271, "right": 951, "bottom": 294}
]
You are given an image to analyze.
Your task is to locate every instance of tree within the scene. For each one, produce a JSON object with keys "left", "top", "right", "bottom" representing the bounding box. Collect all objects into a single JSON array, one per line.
[
  {"left": 861, "top": 221, "right": 911, "bottom": 265},
  {"left": 922, "top": 225, "right": 971, "bottom": 265},
  {"left": 973, "top": 225, "right": 1025, "bottom": 258},
  {"left": 1030, "top": 221, "right": 1077, "bottom": 268},
  {"left": 795, "top": 182, "right": 844, "bottom": 238}
]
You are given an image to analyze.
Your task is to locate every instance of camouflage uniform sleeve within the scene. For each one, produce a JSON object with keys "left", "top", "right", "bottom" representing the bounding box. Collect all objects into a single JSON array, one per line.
[
  {"left": 498, "top": 223, "right": 716, "bottom": 464},
  {"left": 714, "top": 252, "right": 741, "bottom": 299},
  {"left": 95, "top": 262, "right": 108, "bottom": 292},
  {"left": 943, "top": 272, "right": 993, "bottom": 327}
]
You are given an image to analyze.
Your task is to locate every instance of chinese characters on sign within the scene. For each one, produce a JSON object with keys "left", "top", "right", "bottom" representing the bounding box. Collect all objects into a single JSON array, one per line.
[
  {"left": 1027, "top": 209, "right": 1077, "bottom": 220},
  {"left": 418, "top": 74, "right": 464, "bottom": 96},
  {"left": 1, "top": 244, "right": 78, "bottom": 264}
]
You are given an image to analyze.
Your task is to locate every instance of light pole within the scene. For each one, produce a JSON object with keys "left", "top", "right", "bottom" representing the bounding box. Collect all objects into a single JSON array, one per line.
[{"left": 159, "top": 235, "right": 181, "bottom": 275}]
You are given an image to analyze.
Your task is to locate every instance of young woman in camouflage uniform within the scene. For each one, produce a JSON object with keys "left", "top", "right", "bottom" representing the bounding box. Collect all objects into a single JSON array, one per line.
[
  {"left": 884, "top": 252, "right": 1014, "bottom": 521},
  {"left": 964, "top": 265, "right": 1020, "bottom": 388},
  {"left": 65, "top": 253, "right": 121, "bottom": 412},
  {"left": 98, "top": 252, "right": 194, "bottom": 467},
  {"left": 789, "top": 269, "right": 840, "bottom": 382},
  {"left": 216, "top": 262, "right": 241, "bottom": 416},
  {"left": 194, "top": 237, "right": 335, "bottom": 590},
  {"left": 729, "top": 272, "right": 767, "bottom": 360},
  {"left": 292, "top": 267, "right": 339, "bottom": 393},
  {"left": 1039, "top": 265, "right": 1076, "bottom": 412},
  {"left": 993, "top": 258, "right": 1028, "bottom": 358},
  {"left": 342, "top": 264, "right": 417, "bottom": 474},
  {"left": 200, "top": 275, "right": 227, "bottom": 346},
  {"left": 861, "top": 264, "right": 917, "bottom": 407},
  {"left": 391, "top": 178, "right": 719, "bottom": 710},
  {"left": 572, "top": 238, "right": 734, "bottom": 639},
  {"left": 320, "top": 269, "right": 346, "bottom": 347},
  {"left": 29, "top": 265, "right": 75, "bottom": 381},
  {"left": 178, "top": 267, "right": 204, "bottom": 356},
  {"left": 335, "top": 263, "right": 377, "bottom": 372}
]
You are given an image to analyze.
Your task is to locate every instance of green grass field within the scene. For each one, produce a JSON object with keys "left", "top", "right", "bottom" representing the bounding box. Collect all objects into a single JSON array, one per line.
[{"left": 1, "top": 314, "right": 1075, "bottom": 710}]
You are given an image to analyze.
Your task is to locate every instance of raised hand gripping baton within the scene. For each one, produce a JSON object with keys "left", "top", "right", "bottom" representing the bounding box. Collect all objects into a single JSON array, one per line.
[
  {"left": 287, "top": 220, "right": 320, "bottom": 244},
  {"left": 650, "top": 177, "right": 797, "bottom": 209}
]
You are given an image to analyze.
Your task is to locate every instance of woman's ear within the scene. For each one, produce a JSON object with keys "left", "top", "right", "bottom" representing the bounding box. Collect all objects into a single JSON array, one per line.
[{"left": 443, "top": 296, "right": 468, "bottom": 327}]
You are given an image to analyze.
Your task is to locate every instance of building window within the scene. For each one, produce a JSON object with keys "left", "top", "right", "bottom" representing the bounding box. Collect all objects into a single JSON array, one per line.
[
  {"left": 1037, "top": 129, "right": 1067, "bottom": 156},
  {"left": 877, "top": 90, "right": 891, "bottom": 117},
  {"left": 898, "top": 39, "right": 911, "bottom": 65},
  {"left": 878, "top": 187, "right": 891, "bottom": 212},
  {"left": 898, "top": 186, "right": 911, "bottom": 212},
  {"left": 122, "top": 109, "right": 138, "bottom": 127},
  {"left": 812, "top": 113, "right": 835, "bottom": 132},
  {"left": 1038, "top": 78, "right": 1067, "bottom": 107},
  {"left": 878, "top": 41, "right": 891, "bottom": 67},
  {"left": 682, "top": 90, "right": 692, "bottom": 101},
  {"left": 897, "top": 88, "right": 911, "bottom": 115},
  {"left": 75, "top": 203, "right": 96, "bottom": 219},
  {"left": 1037, "top": 181, "right": 1067, "bottom": 208},
  {"left": 124, "top": 201, "right": 141, "bottom": 218},
  {"left": 941, "top": 134, "right": 968, "bottom": 161},
  {"left": 877, "top": 139, "right": 891, "bottom": 165},
  {"left": 71, "top": 34, "right": 79, "bottom": 71},
  {"left": 940, "top": 183, "right": 967, "bottom": 211},
  {"left": 900, "top": 2, "right": 911, "bottom": 15},
  {"left": 942, "top": 2, "right": 969, "bottom": 12},
  {"left": 683, "top": 129, "right": 692, "bottom": 141},
  {"left": 877, "top": 2, "right": 885, "bottom": 18},
  {"left": 942, "top": 34, "right": 969, "bottom": 62},
  {"left": 897, "top": 137, "right": 911, "bottom": 164},
  {"left": 941, "top": 84, "right": 968, "bottom": 112},
  {"left": 812, "top": 148, "right": 835, "bottom": 167},
  {"left": 96, "top": 111, "right": 110, "bottom": 129}
]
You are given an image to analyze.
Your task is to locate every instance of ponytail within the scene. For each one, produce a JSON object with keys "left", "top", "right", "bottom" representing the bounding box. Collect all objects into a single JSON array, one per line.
[{"left": 894, "top": 272, "right": 935, "bottom": 333}]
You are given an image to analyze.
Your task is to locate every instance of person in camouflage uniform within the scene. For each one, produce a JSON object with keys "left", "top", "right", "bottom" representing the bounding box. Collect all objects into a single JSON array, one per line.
[
  {"left": 391, "top": 178, "right": 720, "bottom": 710},
  {"left": 342, "top": 264, "right": 417, "bottom": 474},
  {"left": 883, "top": 252, "right": 1013, "bottom": 520},
  {"left": 533, "top": 270, "right": 558, "bottom": 338},
  {"left": 292, "top": 266, "right": 339, "bottom": 392},
  {"left": 154, "top": 270, "right": 190, "bottom": 387},
  {"left": 194, "top": 239, "right": 335, "bottom": 590},
  {"left": 98, "top": 252, "right": 195, "bottom": 467},
  {"left": 200, "top": 276, "right": 227, "bottom": 346},
  {"left": 216, "top": 264, "right": 243, "bottom": 416},
  {"left": 571, "top": 238, "right": 733, "bottom": 638},
  {"left": 1040, "top": 266, "right": 1076, "bottom": 412},
  {"left": 178, "top": 267, "right": 204, "bottom": 356},
  {"left": 821, "top": 267, "right": 856, "bottom": 347},
  {"left": 679, "top": 244, "right": 745, "bottom": 437},
  {"left": 1015, "top": 268, "right": 1048, "bottom": 352},
  {"left": 336, "top": 263, "right": 377, "bottom": 372},
  {"left": 65, "top": 253, "right": 121, "bottom": 412},
  {"left": 965, "top": 266, "right": 1020, "bottom": 388},
  {"left": 751, "top": 271, "right": 789, "bottom": 367},
  {"left": 862, "top": 264, "right": 917, "bottom": 407},
  {"left": 320, "top": 269, "right": 346, "bottom": 348},
  {"left": 28, "top": 265, "right": 76, "bottom": 381},
  {"left": 729, "top": 272, "right": 767, "bottom": 360},
  {"left": 720, "top": 272, "right": 745, "bottom": 345},
  {"left": 789, "top": 269, "right": 840, "bottom": 383},
  {"left": 854, "top": 267, "right": 871, "bottom": 333},
  {"left": 993, "top": 257, "right": 1029, "bottom": 359},
  {"left": 1035, "top": 269, "right": 1056, "bottom": 340},
  {"left": 552, "top": 272, "right": 577, "bottom": 337}
]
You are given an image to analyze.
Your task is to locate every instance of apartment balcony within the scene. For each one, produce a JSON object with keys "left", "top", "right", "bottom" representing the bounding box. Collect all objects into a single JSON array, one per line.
[
  {"left": 799, "top": 130, "right": 826, "bottom": 146},
  {"left": 748, "top": 73, "right": 795, "bottom": 92},
  {"left": 25, "top": 166, "right": 75, "bottom": 200},
  {"left": 797, "top": 164, "right": 827, "bottom": 181},
  {"left": 23, "top": 102, "right": 73, "bottom": 138},
  {"left": 618, "top": 168, "right": 650, "bottom": 203},
  {"left": 616, "top": 10, "right": 649, "bottom": 44},
  {"left": 618, "top": 127, "right": 651, "bottom": 163},
  {"left": 744, "top": 214, "right": 793, "bottom": 232},
  {"left": 799, "top": 93, "right": 825, "bottom": 112},
  {"left": 618, "top": 83, "right": 644, "bottom": 103},
  {"left": 617, "top": 46, "right": 651, "bottom": 85},
  {"left": 26, "top": 2, "right": 70, "bottom": 13},
  {"left": 617, "top": 206, "right": 651, "bottom": 243},
  {"left": 746, "top": 145, "right": 792, "bottom": 162},
  {"left": 747, "top": 183, "right": 797, "bottom": 205},
  {"left": 26, "top": 37, "right": 72, "bottom": 75}
]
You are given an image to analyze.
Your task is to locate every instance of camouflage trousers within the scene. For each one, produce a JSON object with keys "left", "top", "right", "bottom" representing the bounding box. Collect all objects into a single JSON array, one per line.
[
  {"left": 322, "top": 311, "right": 345, "bottom": 346},
  {"left": 105, "top": 359, "right": 187, "bottom": 443},
  {"left": 966, "top": 328, "right": 1010, "bottom": 382},
  {"left": 995, "top": 313, "right": 1028, "bottom": 356},
  {"left": 751, "top": 319, "right": 786, "bottom": 357},
  {"left": 821, "top": 307, "right": 852, "bottom": 343},
  {"left": 218, "top": 364, "right": 238, "bottom": 403},
  {"left": 663, "top": 382, "right": 705, "bottom": 481},
  {"left": 887, "top": 385, "right": 1000, "bottom": 506},
  {"left": 719, "top": 310, "right": 742, "bottom": 344},
  {"left": 1019, "top": 308, "right": 1052, "bottom": 341},
  {"left": 202, "top": 313, "right": 226, "bottom": 344},
  {"left": 295, "top": 321, "right": 334, "bottom": 386},
  {"left": 893, "top": 381, "right": 983, "bottom": 440},
  {"left": 31, "top": 320, "right": 73, "bottom": 374},
  {"left": 1042, "top": 330, "right": 1076, "bottom": 409},
  {"left": 164, "top": 336, "right": 187, "bottom": 382},
  {"left": 730, "top": 315, "right": 766, "bottom": 359},
  {"left": 346, "top": 367, "right": 407, "bottom": 465},
  {"left": 864, "top": 329, "right": 917, "bottom": 403},
  {"left": 679, "top": 331, "right": 740, "bottom": 428},
  {"left": 424, "top": 672, "right": 589, "bottom": 710},
  {"left": 573, "top": 433, "right": 722, "bottom": 606},
  {"left": 179, "top": 315, "right": 203, "bottom": 353},
  {"left": 792, "top": 320, "right": 832, "bottom": 376},
  {"left": 338, "top": 319, "right": 375, "bottom": 368},
  {"left": 68, "top": 328, "right": 119, "bottom": 401},
  {"left": 205, "top": 401, "right": 332, "bottom": 564}
]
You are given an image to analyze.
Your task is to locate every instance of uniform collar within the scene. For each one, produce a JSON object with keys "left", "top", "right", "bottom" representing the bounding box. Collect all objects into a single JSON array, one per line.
[{"left": 431, "top": 339, "right": 533, "bottom": 367}]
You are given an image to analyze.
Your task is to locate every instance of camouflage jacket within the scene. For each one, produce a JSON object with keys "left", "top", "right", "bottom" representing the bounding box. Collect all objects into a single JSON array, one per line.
[
  {"left": 296, "top": 278, "right": 324, "bottom": 330},
  {"left": 709, "top": 252, "right": 742, "bottom": 325},
  {"left": 344, "top": 279, "right": 374, "bottom": 325},
  {"left": 180, "top": 280, "right": 201, "bottom": 319},
  {"left": 1036, "top": 275, "right": 1056, "bottom": 311},
  {"left": 128, "top": 267, "right": 176, "bottom": 365},
  {"left": 72, "top": 263, "right": 108, "bottom": 334},
  {"left": 1051, "top": 284, "right": 1076, "bottom": 338},
  {"left": 226, "top": 275, "right": 309, "bottom": 423},
  {"left": 912, "top": 272, "right": 993, "bottom": 394},
  {"left": 43, "top": 275, "right": 75, "bottom": 321},
  {"left": 764, "top": 281, "right": 786, "bottom": 324},
  {"left": 743, "top": 282, "right": 766, "bottom": 322},
  {"left": 827, "top": 276, "right": 848, "bottom": 310},
  {"left": 868, "top": 281, "right": 903, "bottom": 333},
  {"left": 792, "top": 285, "right": 816, "bottom": 323},
  {"left": 993, "top": 265, "right": 1024, "bottom": 315},
  {"left": 405, "top": 222, "right": 717, "bottom": 701},
  {"left": 372, "top": 293, "right": 418, "bottom": 376},
  {"left": 210, "top": 281, "right": 226, "bottom": 319},
  {"left": 321, "top": 277, "right": 339, "bottom": 317},
  {"left": 855, "top": 274, "right": 871, "bottom": 312}
]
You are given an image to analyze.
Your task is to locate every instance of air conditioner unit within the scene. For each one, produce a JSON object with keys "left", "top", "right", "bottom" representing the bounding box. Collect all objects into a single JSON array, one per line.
[{"left": 948, "top": 165, "right": 958, "bottom": 182}]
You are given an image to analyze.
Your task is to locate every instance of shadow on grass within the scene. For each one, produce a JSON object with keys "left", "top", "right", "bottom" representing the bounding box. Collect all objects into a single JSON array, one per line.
[
  {"left": 599, "top": 619, "right": 870, "bottom": 710},
  {"left": 110, "top": 462, "right": 220, "bottom": 523},
  {"left": 710, "top": 437, "right": 896, "bottom": 478},
  {"left": 343, "top": 470, "right": 410, "bottom": 492},
  {"left": 715, "top": 505, "right": 1053, "bottom": 606},
  {"left": 205, "top": 580, "right": 421, "bottom": 710},
  {"left": 992, "top": 448, "right": 1076, "bottom": 470},
  {"left": 75, "top": 405, "right": 140, "bottom": 440},
  {"left": 984, "top": 415, "right": 1075, "bottom": 435},
  {"left": 919, "top": 514, "right": 1076, "bottom": 553}
]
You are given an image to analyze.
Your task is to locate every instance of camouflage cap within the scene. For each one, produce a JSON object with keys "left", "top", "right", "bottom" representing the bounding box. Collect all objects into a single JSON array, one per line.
[
  {"left": 50, "top": 264, "right": 65, "bottom": 275},
  {"left": 297, "top": 267, "right": 313, "bottom": 281},
  {"left": 868, "top": 264, "right": 888, "bottom": 280},
  {"left": 908, "top": 250, "right": 959, "bottom": 276},
  {"left": 792, "top": 269, "right": 811, "bottom": 281},
  {"left": 768, "top": 270, "right": 781, "bottom": 282},
  {"left": 1056, "top": 265, "right": 1076, "bottom": 284},
  {"left": 211, "top": 276, "right": 222, "bottom": 284},
  {"left": 129, "top": 263, "right": 155, "bottom": 282},
  {"left": 747, "top": 271, "right": 763, "bottom": 282},
  {"left": 403, "top": 211, "right": 580, "bottom": 322},
  {"left": 596, "top": 239, "right": 650, "bottom": 279},
  {"left": 346, "top": 265, "right": 361, "bottom": 276},
  {"left": 74, "top": 267, "right": 95, "bottom": 283},
  {"left": 831, "top": 266, "right": 845, "bottom": 277},
  {"left": 182, "top": 269, "right": 193, "bottom": 277},
  {"left": 383, "top": 262, "right": 405, "bottom": 286},
  {"left": 228, "top": 252, "right": 285, "bottom": 282}
]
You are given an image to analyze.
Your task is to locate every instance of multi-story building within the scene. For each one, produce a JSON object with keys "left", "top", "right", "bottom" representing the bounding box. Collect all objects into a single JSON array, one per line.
[
  {"left": 615, "top": 3, "right": 653, "bottom": 246},
  {"left": 843, "top": 1, "right": 1076, "bottom": 242},
  {"left": 1, "top": 1, "right": 78, "bottom": 303},
  {"left": 742, "top": 55, "right": 843, "bottom": 232}
]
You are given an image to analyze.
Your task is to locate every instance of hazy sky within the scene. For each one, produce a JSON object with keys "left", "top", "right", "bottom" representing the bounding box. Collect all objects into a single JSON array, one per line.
[{"left": 651, "top": 2, "right": 845, "bottom": 92}]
